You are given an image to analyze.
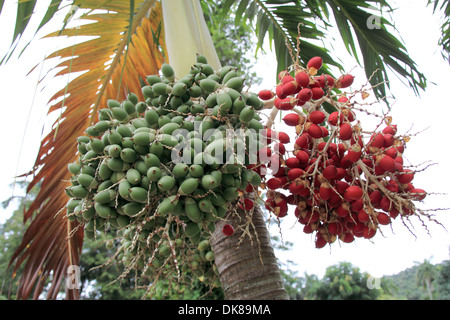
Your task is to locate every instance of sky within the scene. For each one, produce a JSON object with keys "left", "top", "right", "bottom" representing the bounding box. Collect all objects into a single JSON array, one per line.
[{"left": 0, "top": 0, "right": 449, "bottom": 283}]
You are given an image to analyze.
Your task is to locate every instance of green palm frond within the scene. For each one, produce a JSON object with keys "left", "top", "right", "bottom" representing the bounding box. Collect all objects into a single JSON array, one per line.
[
  {"left": 428, "top": 0, "right": 450, "bottom": 62},
  {"left": 222, "top": 0, "right": 342, "bottom": 81},
  {"left": 221, "top": 0, "right": 427, "bottom": 100}
]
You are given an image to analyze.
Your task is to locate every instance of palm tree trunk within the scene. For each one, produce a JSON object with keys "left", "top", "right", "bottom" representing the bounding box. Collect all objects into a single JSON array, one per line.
[
  {"left": 210, "top": 202, "right": 289, "bottom": 300},
  {"left": 425, "top": 279, "right": 433, "bottom": 300}
]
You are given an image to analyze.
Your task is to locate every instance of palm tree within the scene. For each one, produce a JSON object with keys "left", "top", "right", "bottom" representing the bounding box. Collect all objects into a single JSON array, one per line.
[
  {"left": 1, "top": 0, "right": 447, "bottom": 300},
  {"left": 416, "top": 259, "right": 436, "bottom": 300}
]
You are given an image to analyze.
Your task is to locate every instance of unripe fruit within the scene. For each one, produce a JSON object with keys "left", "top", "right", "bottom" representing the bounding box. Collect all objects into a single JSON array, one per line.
[
  {"left": 178, "top": 177, "right": 199, "bottom": 195},
  {"left": 161, "top": 63, "right": 175, "bottom": 81},
  {"left": 157, "top": 175, "right": 176, "bottom": 192}
]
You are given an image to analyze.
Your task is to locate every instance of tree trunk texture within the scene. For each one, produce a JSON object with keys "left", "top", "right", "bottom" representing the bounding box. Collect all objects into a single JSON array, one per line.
[{"left": 210, "top": 202, "right": 289, "bottom": 300}]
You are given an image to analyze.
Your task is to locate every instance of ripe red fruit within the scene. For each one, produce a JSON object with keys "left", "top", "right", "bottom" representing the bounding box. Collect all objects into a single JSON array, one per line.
[
  {"left": 347, "top": 144, "right": 362, "bottom": 163},
  {"left": 243, "top": 198, "right": 254, "bottom": 210},
  {"left": 258, "top": 89, "right": 275, "bottom": 100},
  {"left": 410, "top": 188, "right": 426, "bottom": 201},
  {"left": 273, "top": 142, "right": 286, "bottom": 155},
  {"left": 274, "top": 199, "right": 288, "bottom": 217},
  {"left": 309, "top": 110, "right": 326, "bottom": 124},
  {"left": 282, "top": 81, "right": 299, "bottom": 96},
  {"left": 328, "top": 111, "right": 344, "bottom": 126},
  {"left": 376, "top": 212, "right": 390, "bottom": 225},
  {"left": 338, "top": 96, "right": 349, "bottom": 103},
  {"left": 397, "top": 169, "right": 415, "bottom": 184},
  {"left": 339, "top": 122, "right": 353, "bottom": 140},
  {"left": 275, "top": 84, "right": 286, "bottom": 99},
  {"left": 358, "top": 209, "right": 370, "bottom": 223},
  {"left": 288, "top": 168, "right": 304, "bottom": 180},
  {"left": 378, "top": 155, "right": 396, "bottom": 173},
  {"left": 222, "top": 224, "right": 234, "bottom": 236},
  {"left": 315, "top": 235, "right": 327, "bottom": 248},
  {"left": 286, "top": 157, "right": 301, "bottom": 169},
  {"left": 316, "top": 74, "right": 335, "bottom": 88},
  {"left": 295, "top": 70, "right": 310, "bottom": 87},
  {"left": 328, "top": 222, "right": 343, "bottom": 235},
  {"left": 295, "top": 133, "right": 311, "bottom": 149},
  {"left": 337, "top": 205, "right": 350, "bottom": 218},
  {"left": 382, "top": 125, "right": 397, "bottom": 135},
  {"left": 307, "top": 123, "right": 324, "bottom": 139},
  {"left": 307, "top": 56, "right": 323, "bottom": 72},
  {"left": 281, "top": 74, "right": 295, "bottom": 84},
  {"left": 277, "top": 97, "right": 296, "bottom": 110},
  {"left": 363, "top": 226, "right": 376, "bottom": 239},
  {"left": 383, "top": 134, "right": 395, "bottom": 147},
  {"left": 278, "top": 131, "right": 290, "bottom": 144},
  {"left": 283, "top": 113, "right": 300, "bottom": 126},
  {"left": 339, "top": 232, "right": 355, "bottom": 243},
  {"left": 289, "top": 180, "right": 310, "bottom": 197},
  {"left": 267, "top": 177, "right": 285, "bottom": 190},
  {"left": 295, "top": 150, "right": 309, "bottom": 164},
  {"left": 344, "top": 186, "right": 363, "bottom": 201},
  {"left": 297, "top": 88, "right": 313, "bottom": 102},
  {"left": 311, "top": 87, "right": 325, "bottom": 99},
  {"left": 368, "top": 133, "right": 385, "bottom": 149},
  {"left": 336, "top": 74, "right": 355, "bottom": 88},
  {"left": 319, "top": 183, "right": 332, "bottom": 200},
  {"left": 369, "top": 190, "right": 382, "bottom": 207},
  {"left": 322, "top": 165, "right": 337, "bottom": 180}
]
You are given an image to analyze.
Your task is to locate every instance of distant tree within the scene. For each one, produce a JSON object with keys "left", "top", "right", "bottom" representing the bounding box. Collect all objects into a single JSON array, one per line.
[
  {"left": 415, "top": 259, "right": 436, "bottom": 300},
  {"left": 311, "top": 262, "right": 380, "bottom": 300},
  {"left": 0, "top": 181, "right": 35, "bottom": 299},
  {"left": 434, "top": 259, "right": 450, "bottom": 300}
]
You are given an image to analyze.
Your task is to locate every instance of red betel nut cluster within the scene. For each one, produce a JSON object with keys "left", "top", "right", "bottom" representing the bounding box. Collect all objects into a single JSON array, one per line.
[{"left": 257, "top": 56, "right": 426, "bottom": 248}]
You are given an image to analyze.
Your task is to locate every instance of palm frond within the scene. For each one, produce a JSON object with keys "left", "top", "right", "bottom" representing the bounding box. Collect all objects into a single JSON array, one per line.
[
  {"left": 222, "top": 0, "right": 427, "bottom": 100},
  {"left": 314, "top": 0, "right": 427, "bottom": 99},
  {"left": 9, "top": 0, "right": 166, "bottom": 299},
  {"left": 222, "top": 0, "right": 343, "bottom": 83},
  {"left": 428, "top": 0, "right": 450, "bottom": 62}
]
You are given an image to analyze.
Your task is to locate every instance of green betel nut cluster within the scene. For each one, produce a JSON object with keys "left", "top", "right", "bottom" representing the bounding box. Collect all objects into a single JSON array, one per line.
[{"left": 65, "top": 54, "right": 267, "bottom": 290}]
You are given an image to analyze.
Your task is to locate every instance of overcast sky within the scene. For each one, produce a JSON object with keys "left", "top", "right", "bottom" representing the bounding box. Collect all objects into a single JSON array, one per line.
[{"left": 0, "top": 0, "right": 449, "bottom": 281}]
